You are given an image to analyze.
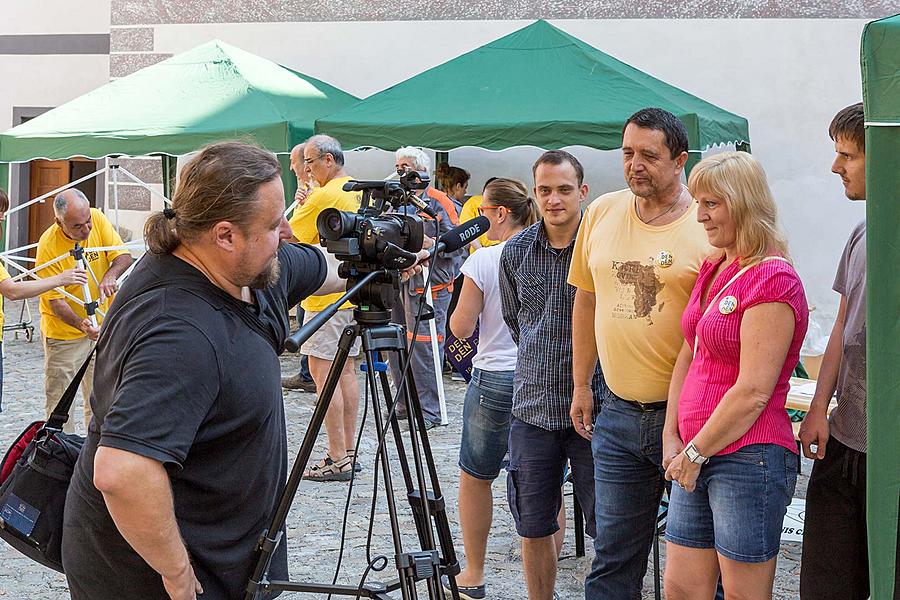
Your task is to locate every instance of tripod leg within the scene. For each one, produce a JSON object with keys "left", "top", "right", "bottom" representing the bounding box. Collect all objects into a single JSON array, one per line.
[
  {"left": 394, "top": 342, "right": 460, "bottom": 600},
  {"left": 244, "top": 325, "right": 357, "bottom": 600},
  {"left": 363, "top": 345, "right": 420, "bottom": 600}
]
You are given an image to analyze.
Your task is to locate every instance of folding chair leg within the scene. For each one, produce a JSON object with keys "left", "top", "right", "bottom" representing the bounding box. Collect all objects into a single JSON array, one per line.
[
  {"left": 653, "top": 533, "right": 662, "bottom": 600},
  {"left": 573, "top": 490, "right": 585, "bottom": 558}
]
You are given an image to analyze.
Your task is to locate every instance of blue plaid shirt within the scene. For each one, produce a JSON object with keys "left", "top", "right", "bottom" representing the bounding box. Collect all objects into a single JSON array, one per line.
[{"left": 499, "top": 220, "right": 605, "bottom": 431}]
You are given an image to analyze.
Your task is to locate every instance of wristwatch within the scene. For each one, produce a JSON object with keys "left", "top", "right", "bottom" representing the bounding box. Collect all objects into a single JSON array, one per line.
[{"left": 683, "top": 441, "right": 709, "bottom": 465}]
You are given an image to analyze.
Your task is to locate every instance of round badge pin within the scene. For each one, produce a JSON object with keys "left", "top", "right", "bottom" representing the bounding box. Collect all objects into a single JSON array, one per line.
[
  {"left": 719, "top": 295, "right": 738, "bottom": 314},
  {"left": 658, "top": 250, "right": 674, "bottom": 268}
]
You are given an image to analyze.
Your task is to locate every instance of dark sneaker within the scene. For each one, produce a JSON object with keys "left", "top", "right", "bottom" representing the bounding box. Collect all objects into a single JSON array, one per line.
[
  {"left": 441, "top": 575, "right": 485, "bottom": 600},
  {"left": 399, "top": 418, "right": 441, "bottom": 432},
  {"left": 282, "top": 373, "right": 317, "bottom": 393},
  {"left": 346, "top": 449, "right": 363, "bottom": 473}
]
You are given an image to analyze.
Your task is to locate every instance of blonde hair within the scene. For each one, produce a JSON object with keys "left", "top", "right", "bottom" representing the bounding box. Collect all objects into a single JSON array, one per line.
[
  {"left": 688, "top": 151, "right": 789, "bottom": 267},
  {"left": 483, "top": 178, "right": 540, "bottom": 229}
]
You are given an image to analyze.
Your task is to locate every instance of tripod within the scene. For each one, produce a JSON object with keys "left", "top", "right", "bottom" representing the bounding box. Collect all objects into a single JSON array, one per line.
[{"left": 245, "top": 271, "right": 461, "bottom": 600}]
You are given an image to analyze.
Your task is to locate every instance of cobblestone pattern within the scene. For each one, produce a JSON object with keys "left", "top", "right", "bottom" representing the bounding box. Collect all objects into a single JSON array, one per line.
[{"left": 0, "top": 308, "right": 805, "bottom": 598}]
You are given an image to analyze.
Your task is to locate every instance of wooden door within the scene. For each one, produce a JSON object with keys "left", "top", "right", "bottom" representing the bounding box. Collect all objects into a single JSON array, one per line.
[{"left": 28, "top": 160, "right": 70, "bottom": 255}]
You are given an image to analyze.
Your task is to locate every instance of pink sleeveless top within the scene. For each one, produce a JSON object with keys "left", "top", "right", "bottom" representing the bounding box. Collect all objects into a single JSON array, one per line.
[{"left": 678, "top": 256, "right": 808, "bottom": 455}]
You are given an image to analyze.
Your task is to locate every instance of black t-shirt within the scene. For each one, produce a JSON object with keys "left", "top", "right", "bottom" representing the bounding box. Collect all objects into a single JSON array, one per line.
[{"left": 62, "top": 243, "right": 326, "bottom": 600}]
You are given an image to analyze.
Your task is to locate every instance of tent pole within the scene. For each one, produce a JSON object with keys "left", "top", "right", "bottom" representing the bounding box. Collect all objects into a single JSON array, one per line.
[
  {"left": 1, "top": 162, "right": 10, "bottom": 255},
  {"left": 161, "top": 155, "right": 177, "bottom": 200},
  {"left": 110, "top": 160, "right": 120, "bottom": 232},
  {"left": 435, "top": 151, "right": 449, "bottom": 190}
]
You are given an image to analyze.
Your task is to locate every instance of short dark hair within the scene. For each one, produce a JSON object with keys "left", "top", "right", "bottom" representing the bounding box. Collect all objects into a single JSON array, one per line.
[
  {"left": 532, "top": 150, "right": 584, "bottom": 186},
  {"left": 829, "top": 103, "right": 865, "bottom": 153},
  {"left": 623, "top": 108, "right": 689, "bottom": 159}
]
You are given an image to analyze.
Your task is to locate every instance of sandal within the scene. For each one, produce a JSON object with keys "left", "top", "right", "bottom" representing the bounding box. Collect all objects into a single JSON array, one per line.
[
  {"left": 346, "top": 448, "right": 363, "bottom": 473},
  {"left": 302, "top": 455, "right": 354, "bottom": 482}
]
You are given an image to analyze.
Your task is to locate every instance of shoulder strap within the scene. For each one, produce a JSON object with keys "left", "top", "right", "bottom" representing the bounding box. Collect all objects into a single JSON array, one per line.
[
  {"left": 45, "top": 274, "right": 280, "bottom": 430},
  {"left": 694, "top": 256, "right": 789, "bottom": 354},
  {"left": 45, "top": 348, "right": 96, "bottom": 431}
]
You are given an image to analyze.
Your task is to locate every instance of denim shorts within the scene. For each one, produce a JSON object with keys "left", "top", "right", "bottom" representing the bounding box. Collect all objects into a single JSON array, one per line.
[
  {"left": 458, "top": 368, "right": 514, "bottom": 480},
  {"left": 665, "top": 443, "right": 798, "bottom": 563}
]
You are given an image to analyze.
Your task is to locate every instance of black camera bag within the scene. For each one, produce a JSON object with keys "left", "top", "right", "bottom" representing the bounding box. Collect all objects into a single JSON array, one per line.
[{"left": 0, "top": 349, "right": 93, "bottom": 573}]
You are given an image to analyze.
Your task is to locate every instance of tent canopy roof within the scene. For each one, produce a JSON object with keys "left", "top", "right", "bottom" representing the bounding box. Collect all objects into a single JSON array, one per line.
[
  {"left": 317, "top": 20, "right": 749, "bottom": 153},
  {"left": 0, "top": 40, "right": 359, "bottom": 162}
]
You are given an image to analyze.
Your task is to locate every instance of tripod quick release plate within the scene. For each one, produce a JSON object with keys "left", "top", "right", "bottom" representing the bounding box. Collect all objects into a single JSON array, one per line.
[{"left": 397, "top": 550, "right": 440, "bottom": 581}]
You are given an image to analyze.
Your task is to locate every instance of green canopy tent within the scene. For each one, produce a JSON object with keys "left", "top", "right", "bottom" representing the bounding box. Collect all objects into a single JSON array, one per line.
[
  {"left": 861, "top": 13, "right": 900, "bottom": 599},
  {"left": 316, "top": 20, "right": 750, "bottom": 173},
  {"left": 0, "top": 39, "right": 359, "bottom": 203}
]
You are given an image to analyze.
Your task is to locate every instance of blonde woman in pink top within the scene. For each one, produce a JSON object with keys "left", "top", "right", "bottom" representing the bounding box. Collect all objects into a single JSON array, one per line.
[{"left": 661, "top": 152, "right": 808, "bottom": 600}]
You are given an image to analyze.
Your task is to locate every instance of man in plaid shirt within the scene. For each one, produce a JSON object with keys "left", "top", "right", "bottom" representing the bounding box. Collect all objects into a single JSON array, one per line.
[{"left": 499, "top": 150, "right": 605, "bottom": 600}]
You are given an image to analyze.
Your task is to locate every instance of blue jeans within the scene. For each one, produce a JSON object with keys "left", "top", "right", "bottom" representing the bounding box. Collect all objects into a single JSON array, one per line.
[
  {"left": 585, "top": 391, "right": 667, "bottom": 600},
  {"left": 458, "top": 368, "right": 514, "bottom": 480}
]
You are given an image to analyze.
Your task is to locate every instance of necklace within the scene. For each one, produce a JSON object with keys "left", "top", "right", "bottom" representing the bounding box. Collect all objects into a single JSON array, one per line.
[{"left": 635, "top": 193, "right": 683, "bottom": 225}]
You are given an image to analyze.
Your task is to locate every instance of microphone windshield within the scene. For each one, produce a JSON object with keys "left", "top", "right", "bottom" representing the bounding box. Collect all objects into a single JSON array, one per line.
[{"left": 439, "top": 216, "right": 490, "bottom": 253}]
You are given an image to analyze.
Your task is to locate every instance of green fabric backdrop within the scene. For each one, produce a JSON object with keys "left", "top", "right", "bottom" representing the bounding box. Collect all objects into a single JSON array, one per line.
[
  {"left": 861, "top": 13, "right": 900, "bottom": 599},
  {"left": 317, "top": 20, "right": 749, "bottom": 158},
  {"left": 0, "top": 40, "right": 358, "bottom": 162}
]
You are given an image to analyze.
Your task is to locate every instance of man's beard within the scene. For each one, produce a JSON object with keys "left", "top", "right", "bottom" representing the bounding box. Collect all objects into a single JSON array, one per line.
[{"left": 247, "top": 257, "right": 280, "bottom": 289}]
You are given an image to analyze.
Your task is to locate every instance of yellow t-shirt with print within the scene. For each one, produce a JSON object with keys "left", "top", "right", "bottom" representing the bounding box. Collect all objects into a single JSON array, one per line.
[
  {"left": 37, "top": 208, "right": 129, "bottom": 340},
  {"left": 289, "top": 176, "right": 361, "bottom": 312},
  {"left": 460, "top": 195, "right": 499, "bottom": 251},
  {"left": 0, "top": 263, "right": 10, "bottom": 331},
  {"left": 567, "top": 188, "right": 711, "bottom": 403}
]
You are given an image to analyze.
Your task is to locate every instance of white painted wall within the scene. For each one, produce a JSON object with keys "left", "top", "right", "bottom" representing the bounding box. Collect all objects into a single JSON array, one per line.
[
  {"left": 0, "top": 0, "right": 111, "bottom": 130},
  {"left": 152, "top": 18, "right": 867, "bottom": 330},
  {"left": 2, "top": 1, "right": 110, "bottom": 35},
  {"left": 0, "top": 55, "right": 110, "bottom": 131}
]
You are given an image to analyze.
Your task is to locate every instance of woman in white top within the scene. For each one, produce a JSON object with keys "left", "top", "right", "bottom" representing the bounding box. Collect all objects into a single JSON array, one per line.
[{"left": 447, "top": 178, "right": 540, "bottom": 599}]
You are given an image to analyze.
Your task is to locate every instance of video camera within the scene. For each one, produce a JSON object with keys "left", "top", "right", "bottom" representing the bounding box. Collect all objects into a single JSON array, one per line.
[{"left": 316, "top": 170, "right": 431, "bottom": 272}]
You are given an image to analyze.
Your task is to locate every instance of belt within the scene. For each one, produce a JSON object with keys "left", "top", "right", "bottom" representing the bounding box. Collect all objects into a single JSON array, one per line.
[{"left": 618, "top": 398, "right": 668, "bottom": 412}]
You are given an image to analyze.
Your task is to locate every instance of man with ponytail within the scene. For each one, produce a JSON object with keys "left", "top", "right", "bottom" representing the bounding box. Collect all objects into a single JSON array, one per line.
[{"left": 60, "top": 141, "right": 357, "bottom": 600}]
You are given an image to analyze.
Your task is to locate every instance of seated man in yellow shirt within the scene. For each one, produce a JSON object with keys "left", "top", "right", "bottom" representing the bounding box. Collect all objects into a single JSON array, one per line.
[
  {"left": 37, "top": 189, "right": 133, "bottom": 432},
  {"left": 0, "top": 188, "right": 87, "bottom": 413},
  {"left": 288, "top": 135, "right": 363, "bottom": 482}
]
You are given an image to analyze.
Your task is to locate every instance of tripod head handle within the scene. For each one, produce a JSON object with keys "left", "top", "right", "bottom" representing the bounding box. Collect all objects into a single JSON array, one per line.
[{"left": 284, "top": 269, "right": 383, "bottom": 353}]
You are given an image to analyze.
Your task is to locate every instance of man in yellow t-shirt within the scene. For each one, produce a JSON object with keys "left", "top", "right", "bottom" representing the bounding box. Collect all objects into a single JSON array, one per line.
[
  {"left": 287, "top": 135, "right": 363, "bottom": 482},
  {"left": 36, "top": 189, "right": 133, "bottom": 432},
  {"left": 568, "top": 109, "right": 711, "bottom": 598},
  {"left": 0, "top": 188, "right": 88, "bottom": 413}
]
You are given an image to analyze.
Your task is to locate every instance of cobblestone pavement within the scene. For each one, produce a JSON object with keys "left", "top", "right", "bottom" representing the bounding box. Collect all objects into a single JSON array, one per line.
[{"left": 0, "top": 307, "right": 806, "bottom": 599}]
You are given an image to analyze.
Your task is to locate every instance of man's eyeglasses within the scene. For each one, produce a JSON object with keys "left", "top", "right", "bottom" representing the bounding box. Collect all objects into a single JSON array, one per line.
[
  {"left": 477, "top": 205, "right": 502, "bottom": 216},
  {"left": 303, "top": 154, "right": 325, "bottom": 165}
]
